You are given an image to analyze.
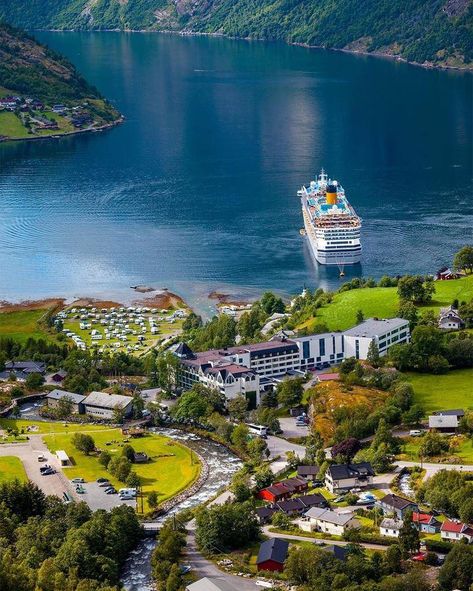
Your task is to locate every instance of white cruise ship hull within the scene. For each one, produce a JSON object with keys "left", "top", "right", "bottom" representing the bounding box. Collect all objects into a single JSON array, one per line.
[{"left": 303, "top": 214, "right": 362, "bottom": 265}]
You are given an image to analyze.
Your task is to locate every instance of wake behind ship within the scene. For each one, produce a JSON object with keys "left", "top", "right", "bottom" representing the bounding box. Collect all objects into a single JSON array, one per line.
[{"left": 298, "top": 170, "right": 362, "bottom": 266}]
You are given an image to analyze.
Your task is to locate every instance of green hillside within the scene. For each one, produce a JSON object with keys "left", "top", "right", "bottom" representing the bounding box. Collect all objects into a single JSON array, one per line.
[{"left": 0, "top": 0, "right": 472, "bottom": 69}]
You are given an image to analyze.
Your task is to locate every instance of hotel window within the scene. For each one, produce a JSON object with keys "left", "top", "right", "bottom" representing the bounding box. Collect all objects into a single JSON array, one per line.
[
  {"left": 355, "top": 339, "right": 360, "bottom": 359},
  {"left": 302, "top": 341, "right": 310, "bottom": 359},
  {"left": 319, "top": 338, "right": 325, "bottom": 356}
]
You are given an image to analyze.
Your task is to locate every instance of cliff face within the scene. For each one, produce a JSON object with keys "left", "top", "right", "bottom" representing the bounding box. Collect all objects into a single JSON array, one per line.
[{"left": 0, "top": 0, "right": 472, "bottom": 69}]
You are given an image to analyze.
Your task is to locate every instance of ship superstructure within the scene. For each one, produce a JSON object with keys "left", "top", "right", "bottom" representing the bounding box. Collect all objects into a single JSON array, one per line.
[{"left": 298, "top": 170, "right": 362, "bottom": 266}]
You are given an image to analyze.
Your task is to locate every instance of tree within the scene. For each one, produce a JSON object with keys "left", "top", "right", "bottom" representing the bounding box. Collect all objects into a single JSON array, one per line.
[
  {"left": 397, "top": 300, "right": 419, "bottom": 329},
  {"left": 438, "top": 544, "right": 473, "bottom": 590},
  {"left": 112, "top": 405, "right": 126, "bottom": 424},
  {"left": 398, "top": 510, "right": 420, "bottom": 558},
  {"left": 367, "top": 340, "right": 380, "bottom": 367},
  {"left": 156, "top": 351, "right": 180, "bottom": 393},
  {"left": 419, "top": 431, "right": 449, "bottom": 457},
  {"left": 98, "top": 450, "right": 112, "bottom": 468},
  {"left": 172, "top": 390, "right": 209, "bottom": 422},
  {"left": 56, "top": 396, "right": 73, "bottom": 418},
  {"left": 398, "top": 275, "right": 434, "bottom": 304},
  {"left": 231, "top": 423, "right": 249, "bottom": 453},
  {"left": 108, "top": 456, "right": 132, "bottom": 482},
  {"left": 276, "top": 377, "right": 304, "bottom": 408},
  {"left": 356, "top": 309, "right": 365, "bottom": 324},
  {"left": 260, "top": 389, "right": 278, "bottom": 408},
  {"left": 383, "top": 543, "right": 402, "bottom": 574},
  {"left": 147, "top": 491, "right": 159, "bottom": 509},
  {"left": 121, "top": 443, "right": 135, "bottom": 462},
  {"left": 132, "top": 394, "right": 144, "bottom": 419},
  {"left": 165, "top": 563, "right": 181, "bottom": 591},
  {"left": 459, "top": 497, "right": 473, "bottom": 524},
  {"left": 231, "top": 474, "right": 252, "bottom": 502},
  {"left": 271, "top": 511, "right": 291, "bottom": 530},
  {"left": 247, "top": 436, "right": 268, "bottom": 464},
  {"left": 401, "top": 404, "right": 424, "bottom": 427},
  {"left": 453, "top": 245, "right": 473, "bottom": 274},
  {"left": 71, "top": 433, "right": 95, "bottom": 455},
  {"left": 126, "top": 471, "right": 141, "bottom": 488},
  {"left": 331, "top": 438, "right": 361, "bottom": 463},
  {"left": 25, "top": 372, "right": 44, "bottom": 390},
  {"left": 226, "top": 394, "right": 248, "bottom": 422},
  {"left": 195, "top": 502, "right": 260, "bottom": 553},
  {"left": 260, "top": 291, "right": 285, "bottom": 315},
  {"left": 254, "top": 464, "right": 273, "bottom": 489}
]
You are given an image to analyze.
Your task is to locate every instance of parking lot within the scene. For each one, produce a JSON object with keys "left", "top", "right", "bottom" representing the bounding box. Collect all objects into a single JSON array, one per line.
[{"left": 72, "top": 480, "right": 136, "bottom": 511}]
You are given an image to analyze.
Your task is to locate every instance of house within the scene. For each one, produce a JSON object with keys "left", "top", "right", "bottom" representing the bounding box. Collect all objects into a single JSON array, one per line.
[
  {"left": 256, "top": 538, "right": 289, "bottom": 572},
  {"left": 257, "top": 477, "right": 307, "bottom": 503},
  {"left": 325, "top": 462, "right": 375, "bottom": 493},
  {"left": 256, "top": 506, "right": 277, "bottom": 524},
  {"left": 302, "top": 508, "right": 360, "bottom": 536},
  {"left": 435, "top": 267, "right": 461, "bottom": 281},
  {"left": 186, "top": 578, "right": 239, "bottom": 591},
  {"left": 4, "top": 360, "right": 46, "bottom": 375},
  {"left": 133, "top": 452, "right": 149, "bottom": 463},
  {"left": 48, "top": 370, "right": 67, "bottom": 384},
  {"left": 297, "top": 465, "right": 320, "bottom": 481},
  {"left": 441, "top": 520, "right": 473, "bottom": 543},
  {"left": 429, "top": 409, "right": 464, "bottom": 433},
  {"left": 378, "top": 494, "right": 418, "bottom": 520},
  {"left": 298, "top": 493, "right": 329, "bottom": 510},
  {"left": 438, "top": 306, "right": 465, "bottom": 330},
  {"left": 379, "top": 518, "right": 402, "bottom": 538},
  {"left": 412, "top": 512, "right": 441, "bottom": 534},
  {"left": 323, "top": 545, "right": 349, "bottom": 561},
  {"left": 47, "top": 389, "right": 86, "bottom": 414},
  {"left": 83, "top": 391, "right": 133, "bottom": 420},
  {"left": 277, "top": 498, "right": 306, "bottom": 515}
]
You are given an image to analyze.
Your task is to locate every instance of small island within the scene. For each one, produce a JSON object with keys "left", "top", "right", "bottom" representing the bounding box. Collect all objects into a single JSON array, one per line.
[{"left": 0, "top": 22, "right": 122, "bottom": 143}]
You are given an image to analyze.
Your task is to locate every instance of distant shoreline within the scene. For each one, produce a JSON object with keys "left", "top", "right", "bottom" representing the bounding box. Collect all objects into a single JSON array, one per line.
[
  {"left": 0, "top": 115, "right": 124, "bottom": 145},
  {"left": 39, "top": 28, "right": 472, "bottom": 73}
]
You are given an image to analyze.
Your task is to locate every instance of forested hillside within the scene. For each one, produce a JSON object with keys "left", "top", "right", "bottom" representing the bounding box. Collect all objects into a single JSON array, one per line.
[{"left": 0, "top": 0, "right": 472, "bottom": 68}]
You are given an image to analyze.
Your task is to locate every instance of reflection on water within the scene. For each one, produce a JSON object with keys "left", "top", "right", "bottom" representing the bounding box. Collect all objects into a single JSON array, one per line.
[{"left": 121, "top": 429, "right": 241, "bottom": 591}]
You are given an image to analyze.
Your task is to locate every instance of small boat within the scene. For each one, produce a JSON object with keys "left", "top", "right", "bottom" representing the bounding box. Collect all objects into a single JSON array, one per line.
[{"left": 299, "top": 228, "right": 306, "bottom": 236}]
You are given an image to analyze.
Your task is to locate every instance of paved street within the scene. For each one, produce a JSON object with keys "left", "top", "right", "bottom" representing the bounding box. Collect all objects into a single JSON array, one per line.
[
  {"left": 278, "top": 416, "right": 308, "bottom": 439},
  {"left": 266, "top": 435, "right": 305, "bottom": 474},
  {"left": 262, "top": 526, "right": 388, "bottom": 551}
]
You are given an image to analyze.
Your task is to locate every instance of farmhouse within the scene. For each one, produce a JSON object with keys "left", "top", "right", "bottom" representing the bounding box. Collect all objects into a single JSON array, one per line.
[
  {"left": 438, "top": 306, "right": 465, "bottom": 330},
  {"left": 325, "top": 462, "right": 374, "bottom": 493},
  {"left": 428, "top": 409, "right": 465, "bottom": 432},
  {"left": 441, "top": 520, "right": 473, "bottom": 543},
  {"left": 302, "top": 507, "right": 360, "bottom": 536},
  {"left": 378, "top": 493, "right": 418, "bottom": 520},
  {"left": 47, "top": 389, "right": 86, "bottom": 414},
  {"left": 256, "top": 538, "right": 289, "bottom": 572},
  {"left": 379, "top": 518, "right": 402, "bottom": 538},
  {"left": 83, "top": 391, "right": 133, "bottom": 420}
]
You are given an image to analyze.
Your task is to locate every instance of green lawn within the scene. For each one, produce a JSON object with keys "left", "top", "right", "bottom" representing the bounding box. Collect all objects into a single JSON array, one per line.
[
  {"left": 0, "top": 456, "right": 28, "bottom": 483},
  {"left": 0, "top": 111, "right": 30, "bottom": 138},
  {"left": 43, "top": 428, "right": 200, "bottom": 509},
  {"left": 0, "top": 418, "right": 110, "bottom": 435},
  {"left": 0, "top": 308, "right": 57, "bottom": 344},
  {"left": 400, "top": 435, "right": 473, "bottom": 465},
  {"left": 406, "top": 368, "right": 473, "bottom": 414},
  {"left": 299, "top": 276, "right": 473, "bottom": 331}
]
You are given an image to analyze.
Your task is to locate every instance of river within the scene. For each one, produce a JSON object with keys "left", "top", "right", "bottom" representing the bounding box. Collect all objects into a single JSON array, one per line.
[
  {"left": 0, "top": 33, "right": 471, "bottom": 313},
  {"left": 120, "top": 429, "right": 242, "bottom": 591}
]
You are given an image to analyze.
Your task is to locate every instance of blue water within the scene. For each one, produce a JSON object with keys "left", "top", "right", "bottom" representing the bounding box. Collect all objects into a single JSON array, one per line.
[{"left": 0, "top": 33, "right": 471, "bottom": 313}]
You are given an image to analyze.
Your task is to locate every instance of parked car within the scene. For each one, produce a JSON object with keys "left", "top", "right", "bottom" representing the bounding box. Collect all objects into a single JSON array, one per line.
[
  {"left": 40, "top": 464, "right": 52, "bottom": 473},
  {"left": 71, "top": 478, "right": 85, "bottom": 483},
  {"left": 409, "top": 430, "right": 423, "bottom": 437},
  {"left": 97, "top": 477, "right": 109, "bottom": 483},
  {"left": 41, "top": 469, "right": 56, "bottom": 476},
  {"left": 105, "top": 488, "right": 117, "bottom": 494}
]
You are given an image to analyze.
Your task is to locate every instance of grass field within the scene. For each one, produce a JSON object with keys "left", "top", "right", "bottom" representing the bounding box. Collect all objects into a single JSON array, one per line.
[
  {"left": 0, "top": 418, "right": 110, "bottom": 435},
  {"left": 0, "top": 111, "right": 30, "bottom": 139},
  {"left": 400, "top": 435, "right": 473, "bottom": 464},
  {"left": 407, "top": 368, "right": 473, "bottom": 414},
  {"left": 299, "top": 276, "right": 473, "bottom": 331},
  {"left": 43, "top": 428, "right": 200, "bottom": 509},
  {"left": 0, "top": 308, "right": 57, "bottom": 344},
  {"left": 0, "top": 456, "right": 28, "bottom": 483}
]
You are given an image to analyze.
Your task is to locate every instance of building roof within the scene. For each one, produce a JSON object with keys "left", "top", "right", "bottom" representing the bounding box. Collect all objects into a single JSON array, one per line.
[
  {"left": 5, "top": 360, "right": 46, "bottom": 374},
  {"left": 297, "top": 465, "right": 319, "bottom": 476},
  {"left": 256, "top": 506, "right": 277, "bottom": 520},
  {"left": 256, "top": 538, "right": 289, "bottom": 565},
  {"left": 84, "top": 391, "right": 133, "bottom": 410},
  {"left": 441, "top": 520, "right": 472, "bottom": 534},
  {"left": 306, "top": 507, "right": 356, "bottom": 526},
  {"left": 428, "top": 414, "right": 461, "bottom": 429},
  {"left": 327, "top": 462, "right": 375, "bottom": 481},
  {"left": 277, "top": 498, "right": 305, "bottom": 513},
  {"left": 277, "top": 477, "right": 307, "bottom": 491},
  {"left": 186, "top": 578, "right": 240, "bottom": 591},
  {"left": 380, "top": 518, "right": 402, "bottom": 531},
  {"left": 298, "top": 493, "right": 328, "bottom": 508},
  {"left": 47, "top": 389, "right": 86, "bottom": 405},
  {"left": 263, "top": 483, "right": 291, "bottom": 497},
  {"left": 323, "top": 545, "right": 349, "bottom": 561},
  {"left": 380, "top": 494, "right": 417, "bottom": 511},
  {"left": 412, "top": 512, "right": 439, "bottom": 526},
  {"left": 432, "top": 409, "right": 465, "bottom": 417},
  {"left": 343, "top": 318, "right": 408, "bottom": 338}
]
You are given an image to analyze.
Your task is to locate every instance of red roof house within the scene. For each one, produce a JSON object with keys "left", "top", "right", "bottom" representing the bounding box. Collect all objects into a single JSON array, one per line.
[{"left": 441, "top": 520, "right": 473, "bottom": 543}]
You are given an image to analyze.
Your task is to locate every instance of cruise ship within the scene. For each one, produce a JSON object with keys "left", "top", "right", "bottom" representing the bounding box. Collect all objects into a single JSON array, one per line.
[{"left": 298, "top": 170, "right": 362, "bottom": 266}]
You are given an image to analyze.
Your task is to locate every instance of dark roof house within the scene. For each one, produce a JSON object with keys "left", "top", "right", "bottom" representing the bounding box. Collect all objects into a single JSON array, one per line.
[
  {"left": 379, "top": 494, "right": 418, "bottom": 519},
  {"left": 256, "top": 538, "right": 289, "bottom": 572}
]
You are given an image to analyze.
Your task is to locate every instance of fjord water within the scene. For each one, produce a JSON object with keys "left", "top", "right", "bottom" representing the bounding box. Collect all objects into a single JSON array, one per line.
[{"left": 0, "top": 33, "right": 471, "bottom": 311}]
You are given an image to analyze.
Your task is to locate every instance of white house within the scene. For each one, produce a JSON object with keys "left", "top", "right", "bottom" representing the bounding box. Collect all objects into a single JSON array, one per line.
[
  {"left": 301, "top": 507, "right": 360, "bottom": 536},
  {"left": 379, "top": 518, "right": 402, "bottom": 538},
  {"left": 342, "top": 318, "right": 410, "bottom": 359},
  {"left": 428, "top": 409, "right": 464, "bottom": 433},
  {"left": 325, "top": 462, "right": 375, "bottom": 493},
  {"left": 441, "top": 520, "right": 473, "bottom": 543},
  {"left": 438, "top": 306, "right": 465, "bottom": 330},
  {"left": 83, "top": 391, "right": 133, "bottom": 420}
]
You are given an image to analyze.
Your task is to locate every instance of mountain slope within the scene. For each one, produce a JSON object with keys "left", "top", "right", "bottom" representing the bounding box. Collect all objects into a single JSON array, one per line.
[
  {"left": 0, "top": 22, "right": 120, "bottom": 140},
  {"left": 0, "top": 0, "right": 472, "bottom": 69}
]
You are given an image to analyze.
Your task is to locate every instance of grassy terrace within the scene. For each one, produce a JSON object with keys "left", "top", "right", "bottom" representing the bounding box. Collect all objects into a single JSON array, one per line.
[
  {"left": 407, "top": 368, "right": 473, "bottom": 414},
  {"left": 400, "top": 435, "right": 473, "bottom": 465},
  {"left": 0, "top": 308, "right": 57, "bottom": 344},
  {"left": 44, "top": 428, "right": 200, "bottom": 509},
  {"left": 298, "top": 275, "right": 473, "bottom": 331},
  {"left": 0, "top": 456, "right": 28, "bottom": 483},
  {"left": 0, "top": 418, "right": 108, "bottom": 434}
]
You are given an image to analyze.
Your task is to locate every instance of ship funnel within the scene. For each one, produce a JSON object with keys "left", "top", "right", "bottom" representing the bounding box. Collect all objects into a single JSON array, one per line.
[{"left": 326, "top": 184, "right": 338, "bottom": 205}]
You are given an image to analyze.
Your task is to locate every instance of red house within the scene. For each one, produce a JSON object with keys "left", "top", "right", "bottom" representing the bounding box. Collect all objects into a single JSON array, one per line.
[
  {"left": 256, "top": 538, "right": 289, "bottom": 572},
  {"left": 257, "top": 477, "right": 308, "bottom": 503}
]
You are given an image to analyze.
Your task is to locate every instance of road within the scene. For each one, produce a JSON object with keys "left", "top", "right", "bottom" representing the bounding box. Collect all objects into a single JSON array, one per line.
[
  {"left": 266, "top": 435, "right": 305, "bottom": 474},
  {"left": 0, "top": 437, "right": 76, "bottom": 499},
  {"left": 262, "top": 526, "right": 388, "bottom": 552},
  {"left": 185, "top": 520, "right": 260, "bottom": 590},
  {"left": 278, "top": 417, "right": 308, "bottom": 439},
  {"left": 396, "top": 460, "right": 472, "bottom": 480}
]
